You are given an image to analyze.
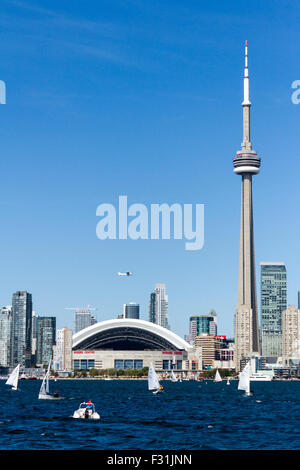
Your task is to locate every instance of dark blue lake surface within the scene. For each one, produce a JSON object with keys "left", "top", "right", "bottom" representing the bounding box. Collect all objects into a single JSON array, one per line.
[{"left": 0, "top": 379, "right": 299, "bottom": 450}]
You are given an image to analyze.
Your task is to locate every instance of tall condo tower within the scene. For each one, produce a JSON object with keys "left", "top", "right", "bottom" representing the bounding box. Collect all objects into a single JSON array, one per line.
[{"left": 233, "top": 42, "right": 261, "bottom": 370}]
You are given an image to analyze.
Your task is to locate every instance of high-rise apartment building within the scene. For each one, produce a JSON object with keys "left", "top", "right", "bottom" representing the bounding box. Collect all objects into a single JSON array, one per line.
[
  {"left": 11, "top": 291, "right": 32, "bottom": 367},
  {"left": 75, "top": 308, "right": 97, "bottom": 333},
  {"left": 55, "top": 327, "right": 73, "bottom": 370},
  {"left": 36, "top": 316, "right": 56, "bottom": 366},
  {"left": 148, "top": 284, "right": 169, "bottom": 329},
  {"left": 31, "top": 311, "right": 37, "bottom": 360},
  {"left": 260, "top": 262, "right": 287, "bottom": 356},
  {"left": 0, "top": 306, "right": 12, "bottom": 367},
  {"left": 282, "top": 305, "right": 300, "bottom": 365},
  {"left": 123, "top": 303, "right": 140, "bottom": 319},
  {"left": 233, "top": 42, "right": 261, "bottom": 370}
]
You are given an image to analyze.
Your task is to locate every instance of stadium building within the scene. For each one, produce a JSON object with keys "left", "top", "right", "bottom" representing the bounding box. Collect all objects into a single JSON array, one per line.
[{"left": 72, "top": 318, "right": 200, "bottom": 372}]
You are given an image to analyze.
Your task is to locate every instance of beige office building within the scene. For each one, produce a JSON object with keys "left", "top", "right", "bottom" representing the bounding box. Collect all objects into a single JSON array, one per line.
[
  {"left": 282, "top": 305, "right": 300, "bottom": 365},
  {"left": 195, "top": 334, "right": 221, "bottom": 368}
]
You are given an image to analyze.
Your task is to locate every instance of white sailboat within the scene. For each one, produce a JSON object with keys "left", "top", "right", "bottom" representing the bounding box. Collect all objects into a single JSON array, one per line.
[
  {"left": 6, "top": 364, "right": 20, "bottom": 390},
  {"left": 214, "top": 369, "right": 222, "bottom": 382},
  {"left": 148, "top": 363, "right": 161, "bottom": 394},
  {"left": 38, "top": 360, "right": 62, "bottom": 400},
  {"left": 226, "top": 377, "right": 231, "bottom": 385},
  {"left": 238, "top": 362, "right": 251, "bottom": 396},
  {"left": 170, "top": 370, "right": 178, "bottom": 382}
]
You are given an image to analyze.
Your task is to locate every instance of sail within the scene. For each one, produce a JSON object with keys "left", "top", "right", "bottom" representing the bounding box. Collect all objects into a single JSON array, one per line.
[
  {"left": 238, "top": 362, "right": 250, "bottom": 394},
  {"left": 148, "top": 363, "right": 160, "bottom": 390},
  {"left": 170, "top": 370, "right": 178, "bottom": 382},
  {"left": 46, "top": 360, "right": 51, "bottom": 394},
  {"left": 214, "top": 369, "right": 222, "bottom": 382},
  {"left": 39, "top": 360, "right": 51, "bottom": 396},
  {"left": 6, "top": 364, "right": 20, "bottom": 389}
]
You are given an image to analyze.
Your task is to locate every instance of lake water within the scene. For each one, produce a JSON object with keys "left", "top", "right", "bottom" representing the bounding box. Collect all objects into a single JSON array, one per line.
[{"left": 0, "top": 379, "right": 299, "bottom": 450}]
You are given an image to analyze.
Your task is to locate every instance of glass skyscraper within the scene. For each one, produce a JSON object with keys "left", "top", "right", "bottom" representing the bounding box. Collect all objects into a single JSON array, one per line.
[
  {"left": 11, "top": 291, "right": 32, "bottom": 367},
  {"left": 148, "top": 284, "right": 169, "bottom": 329},
  {"left": 75, "top": 308, "right": 96, "bottom": 333},
  {"left": 36, "top": 316, "right": 56, "bottom": 366},
  {"left": 260, "top": 262, "right": 287, "bottom": 356},
  {"left": 123, "top": 303, "right": 140, "bottom": 319},
  {"left": 0, "top": 306, "right": 12, "bottom": 367},
  {"left": 187, "top": 312, "right": 217, "bottom": 345}
]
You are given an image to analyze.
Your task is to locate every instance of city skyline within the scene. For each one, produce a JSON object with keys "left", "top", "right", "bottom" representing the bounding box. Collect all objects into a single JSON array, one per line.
[{"left": 0, "top": 1, "right": 300, "bottom": 340}]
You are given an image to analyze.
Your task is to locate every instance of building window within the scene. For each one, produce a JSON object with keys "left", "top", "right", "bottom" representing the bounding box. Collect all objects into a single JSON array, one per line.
[
  {"left": 176, "top": 360, "right": 182, "bottom": 370},
  {"left": 114, "top": 360, "right": 124, "bottom": 369},
  {"left": 134, "top": 360, "right": 143, "bottom": 369},
  {"left": 88, "top": 360, "right": 95, "bottom": 369},
  {"left": 80, "top": 360, "right": 87, "bottom": 369},
  {"left": 124, "top": 360, "right": 134, "bottom": 369},
  {"left": 163, "top": 360, "right": 170, "bottom": 370},
  {"left": 74, "top": 360, "right": 80, "bottom": 369}
]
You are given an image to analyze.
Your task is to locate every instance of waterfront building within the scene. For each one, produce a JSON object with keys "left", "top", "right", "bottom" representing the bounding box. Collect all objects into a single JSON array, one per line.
[
  {"left": 75, "top": 308, "right": 96, "bottom": 333},
  {"left": 0, "top": 306, "right": 12, "bottom": 367},
  {"left": 214, "top": 336, "right": 235, "bottom": 369},
  {"left": 123, "top": 303, "right": 140, "bottom": 319},
  {"left": 55, "top": 327, "right": 73, "bottom": 370},
  {"left": 282, "top": 305, "right": 300, "bottom": 365},
  {"left": 35, "top": 316, "right": 56, "bottom": 366},
  {"left": 233, "top": 42, "right": 261, "bottom": 371},
  {"left": 194, "top": 334, "right": 223, "bottom": 369},
  {"left": 148, "top": 284, "right": 169, "bottom": 329},
  {"left": 72, "top": 318, "right": 195, "bottom": 372},
  {"left": 11, "top": 291, "right": 32, "bottom": 367},
  {"left": 260, "top": 262, "right": 287, "bottom": 356}
]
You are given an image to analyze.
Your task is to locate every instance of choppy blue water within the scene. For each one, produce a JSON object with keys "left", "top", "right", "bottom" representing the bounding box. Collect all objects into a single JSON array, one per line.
[{"left": 0, "top": 379, "right": 299, "bottom": 450}]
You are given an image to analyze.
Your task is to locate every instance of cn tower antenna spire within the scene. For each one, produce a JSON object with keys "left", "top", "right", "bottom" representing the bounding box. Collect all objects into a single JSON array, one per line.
[{"left": 242, "top": 40, "right": 251, "bottom": 107}]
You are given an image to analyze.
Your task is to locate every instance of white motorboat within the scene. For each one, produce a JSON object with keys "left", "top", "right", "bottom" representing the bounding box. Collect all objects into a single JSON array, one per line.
[
  {"left": 73, "top": 402, "right": 100, "bottom": 420},
  {"left": 249, "top": 373, "right": 273, "bottom": 381}
]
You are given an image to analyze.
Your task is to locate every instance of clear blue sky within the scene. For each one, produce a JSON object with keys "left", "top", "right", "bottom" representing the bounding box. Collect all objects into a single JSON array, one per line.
[{"left": 1, "top": 0, "right": 300, "bottom": 338}]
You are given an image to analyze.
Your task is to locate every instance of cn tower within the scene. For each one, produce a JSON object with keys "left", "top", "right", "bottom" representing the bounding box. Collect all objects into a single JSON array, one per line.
[{"left": 233, "top": 41, "right": 261, "bottom": 370}]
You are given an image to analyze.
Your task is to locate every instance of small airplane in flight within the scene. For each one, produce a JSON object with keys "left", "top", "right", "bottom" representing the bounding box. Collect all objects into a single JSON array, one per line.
[{"left": 118, "top": 272, "right": 133, "bottom": 276}]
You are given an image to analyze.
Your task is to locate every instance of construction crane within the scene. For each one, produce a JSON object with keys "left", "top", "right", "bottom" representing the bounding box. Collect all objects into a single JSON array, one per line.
[{"left": 64, "top": 305, "right": 97, "bottom": 313}]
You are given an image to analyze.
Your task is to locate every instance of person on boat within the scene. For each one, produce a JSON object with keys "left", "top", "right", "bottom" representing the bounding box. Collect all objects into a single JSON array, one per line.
[
  {"left": 159, "top": 385, "right": 164, "bottom": 390},
  {"left": 53, "top": 390, "right": 59, "bottom": 398},
  {"left": 86, "top": 400, "right": 93, "bottom": 409}
]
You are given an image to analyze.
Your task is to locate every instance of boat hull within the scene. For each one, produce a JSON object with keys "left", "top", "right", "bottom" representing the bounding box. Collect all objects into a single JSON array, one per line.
[
  {"left": 38, "top": 393, "right": 63, "bottom": 400},
  {"left": 250, "top": 376, "right": 273, "bottom": 381},
  {"left": 73, "top": 409, "right": 100, "bottom": 420}
]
